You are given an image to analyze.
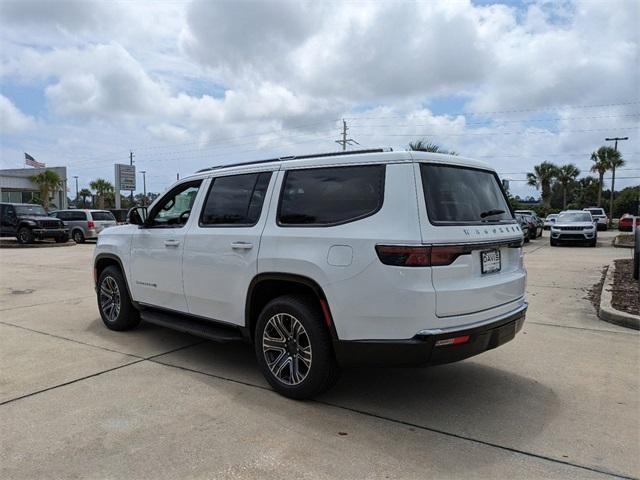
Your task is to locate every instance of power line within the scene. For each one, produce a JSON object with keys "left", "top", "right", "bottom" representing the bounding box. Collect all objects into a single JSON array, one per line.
[{"left": 351, "top": 127, "right": 637, "bottom": 137}]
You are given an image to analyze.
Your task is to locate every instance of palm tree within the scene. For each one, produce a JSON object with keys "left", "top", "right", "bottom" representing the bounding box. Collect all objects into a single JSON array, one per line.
[
  {"left": 78, "top": 188, "right": 92, "bottom": 207},
  {"left": 526, "top": 162, "right": 559, "bottom": 208},
  {"left": 607, "top": 149, "right": 625, "bottom": 222},
  {"left": 556, "top": 164, "right": 580, "bottom": 209},
  {"left": 408, "top": 139, "right": 457, "bottom": 155},
  {"left": 590, "top": 147, "right": 613, "bottom": 207},
  {"left": 30, "top": 170, "right": 61, "bottom": 211},
  {"left": 90, "top": 178, "right": 114, "bottom": 209}
]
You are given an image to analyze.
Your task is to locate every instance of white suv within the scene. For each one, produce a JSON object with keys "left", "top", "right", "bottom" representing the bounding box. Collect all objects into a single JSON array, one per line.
[
  {"left": 93, "top": 149, "right": 527, "bottom": 399},
  {"left": 583, "top": 207, "right": 608, "bottom": 230}
]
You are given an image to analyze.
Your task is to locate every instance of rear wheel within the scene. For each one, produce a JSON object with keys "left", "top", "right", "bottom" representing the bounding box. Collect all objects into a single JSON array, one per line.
[
  {"left": 98, "top": 266, "right": 140, "bottom": 331},
  {"left": 255, "top": 295, "right": 339, "bottom": 399},
  {"left": 72, "top": 229, "right": 85, "bottom": 244},
  {"left": 17, "top": 227, "right": 34, "bottom": 244}
]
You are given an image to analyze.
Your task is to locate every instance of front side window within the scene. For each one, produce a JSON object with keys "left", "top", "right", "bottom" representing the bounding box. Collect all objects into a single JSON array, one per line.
[
  {"left": 200, "top": 172, "right": 272, "bottom": 226},
  {"left": 420, "top": 164, "right": 513, "bottom": 225},
  {"left": 148, "top": 180, "right": 202, "bottom": 228},
  {"left": 278, "top": 165, "right": 385, "bottom": 226}
]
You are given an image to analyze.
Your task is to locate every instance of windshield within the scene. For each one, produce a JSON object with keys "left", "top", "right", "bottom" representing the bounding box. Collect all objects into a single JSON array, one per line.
[
  {"left": 546, "top": 215, "right": 558, "bottom": 220},
  {"left": 558, "top": 212, "right": 592, "bottom": 223},
  {"left": 15, "top": 205, "right": 46, "bottom": 216},
  {"left": 420, "top": 164, "right": 512, "bottom": 224}
]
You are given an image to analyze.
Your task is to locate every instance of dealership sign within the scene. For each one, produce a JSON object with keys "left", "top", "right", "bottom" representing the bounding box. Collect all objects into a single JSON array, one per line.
[{"left": 115, "top": 164, "right": 136, "bottom": 191}]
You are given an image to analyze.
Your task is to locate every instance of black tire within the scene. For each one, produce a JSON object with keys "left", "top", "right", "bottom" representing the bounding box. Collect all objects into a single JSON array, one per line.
[
  {"left": 72, "top": 229, "right": 85, "bottom": 244},
  {"left": 254, "top": 295, "right": 339, "bottom": 399},
  {"left": 55, "top": 233, "right": 69, "bottom": 243},
  {"left": 550, "top": 238, "right": 557, "bottom": 246},
  {"left": 17, "top": 227, "right": 34, "bottom": 244},
  {"left": 589, "top": 238, "right": 597, "bottom": 247},
  {"left": 97, "top": 266, "right": 140, "bottom": 331}
]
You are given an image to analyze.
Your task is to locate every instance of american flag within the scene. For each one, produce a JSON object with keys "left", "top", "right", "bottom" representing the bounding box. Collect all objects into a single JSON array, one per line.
[{"left": 25, "top": 153, "right": 45, "bottom": 168}]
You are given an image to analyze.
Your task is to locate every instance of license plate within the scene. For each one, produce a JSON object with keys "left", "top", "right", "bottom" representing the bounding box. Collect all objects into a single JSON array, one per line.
[{"left": 481, "top": 249, "right": 501, "bottom": 274}]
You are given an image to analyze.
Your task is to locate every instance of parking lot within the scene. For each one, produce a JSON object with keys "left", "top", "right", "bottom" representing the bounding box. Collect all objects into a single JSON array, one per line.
[{"left": 0, "top": 232, "right": 637, "bottom": 479}]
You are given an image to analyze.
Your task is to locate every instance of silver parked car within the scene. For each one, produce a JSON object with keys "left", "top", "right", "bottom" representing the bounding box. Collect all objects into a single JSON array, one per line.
[{"left": 49, "top": 209, "right": 117, "bottom": 243}]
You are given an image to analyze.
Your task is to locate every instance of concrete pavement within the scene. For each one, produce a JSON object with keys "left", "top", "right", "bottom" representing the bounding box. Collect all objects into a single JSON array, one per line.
[{"left": 0, "top": 232, "right": 637, "bottom": 479}]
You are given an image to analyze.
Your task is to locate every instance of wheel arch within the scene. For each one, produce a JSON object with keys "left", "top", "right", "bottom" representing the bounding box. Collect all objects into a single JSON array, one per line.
[
  {"left": 94, "top": 253, "right": 136, "bottom": 305},
  {"left": 245, "top": 273, "right": 337, "bottom": 342}
]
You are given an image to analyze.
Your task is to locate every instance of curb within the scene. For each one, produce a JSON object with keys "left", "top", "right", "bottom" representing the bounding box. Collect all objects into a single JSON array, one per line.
[
  {"left": 599, "top": 263, "right": 640, "bottom": 330},
  {"left": 0, "top": 240, "right": 76, "bottom": 249},
  {"left": 612, "top": 236, "right": 633, "bottom": 249}
]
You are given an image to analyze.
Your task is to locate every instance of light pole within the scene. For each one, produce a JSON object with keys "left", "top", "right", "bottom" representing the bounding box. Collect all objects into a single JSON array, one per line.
[
  {"left": 73, "top": 176, "right": 79, "bottom": 206},
  {"left": 139, "top": 171, "right": 147, "bottom": 206},
  {"left": 605, "top": 136, "right": 629, "bottom": 224}
]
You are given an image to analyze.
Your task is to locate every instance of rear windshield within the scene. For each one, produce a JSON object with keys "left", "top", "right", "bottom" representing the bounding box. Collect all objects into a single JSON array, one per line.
[
  {"left": 91, "top": 211, "right": 116, "bottom": 221},
  {"left": 558, "top": 212, "right": 592, "bottom": 222},
  {"left": 585, "top": 209, "right": 604, "bottom": 216},
  {"left": 419, "top": 164, "right": 512, "bottom": 224}
]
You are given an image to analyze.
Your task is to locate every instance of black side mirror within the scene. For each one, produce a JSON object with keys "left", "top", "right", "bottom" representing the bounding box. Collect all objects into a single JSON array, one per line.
[{"left": 127, "top": 207, "right": 148, "bottom": 226}]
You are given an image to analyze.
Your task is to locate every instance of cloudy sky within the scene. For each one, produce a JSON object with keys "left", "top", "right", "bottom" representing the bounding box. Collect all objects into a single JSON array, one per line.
[{"left": 0, "top": 0, "right": 638, "bottom": 198}]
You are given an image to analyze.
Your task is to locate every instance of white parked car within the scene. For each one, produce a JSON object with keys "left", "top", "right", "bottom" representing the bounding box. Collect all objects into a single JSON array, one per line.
[
  {"left": 550, "top": 210, "right": 598, "bottom": 247},
  {"left": 583, "top": 207, "right": 608, "bottom": 230},
  {"left": 93, "top": 149, "right": 527, "bottom": 398},
  {"left": 544, "top": 214, "right": 558, "bottom": 230}
]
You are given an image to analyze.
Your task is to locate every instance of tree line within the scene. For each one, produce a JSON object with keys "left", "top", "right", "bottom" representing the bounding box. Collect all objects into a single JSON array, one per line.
[
  {"left": 525, "top": 145, "right": 634, "bottom": 218},
  {"left": 28, "top": 172, "right": 157, "bottom": 211}
]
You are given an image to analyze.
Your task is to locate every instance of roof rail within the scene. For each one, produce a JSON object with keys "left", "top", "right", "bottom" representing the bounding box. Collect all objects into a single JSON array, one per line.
[{"left": 196, "top": 148, "right": 392, "bottom": 173}]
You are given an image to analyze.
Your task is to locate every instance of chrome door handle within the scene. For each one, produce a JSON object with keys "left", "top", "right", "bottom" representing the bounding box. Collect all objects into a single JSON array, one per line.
[
  {"left": 164, "top": 239, "right": 180, "bottom": 247},
  {"left": 230, "top": 242, "right": 253, "bottom": 250}
]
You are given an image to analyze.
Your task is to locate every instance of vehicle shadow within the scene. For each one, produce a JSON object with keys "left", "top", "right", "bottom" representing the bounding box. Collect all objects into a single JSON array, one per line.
[{"left": 152, "top": 335, "right": 559, "bottom": 460}]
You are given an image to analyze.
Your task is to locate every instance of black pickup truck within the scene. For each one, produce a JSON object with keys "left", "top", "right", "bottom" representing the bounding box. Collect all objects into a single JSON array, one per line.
[{"left": 0, "top": 203, "right": 68, "bottom": 244}]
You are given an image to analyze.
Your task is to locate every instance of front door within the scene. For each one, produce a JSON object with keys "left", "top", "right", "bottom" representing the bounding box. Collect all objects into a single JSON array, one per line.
[
  {"left": 130, "top": 180, "right": 203, "bottom": 312},
  {"left": 182, "top": 171, "right": 274, "bottom": 325},
  {"left": 1, "top": 205, "right": 18, "bottom": 236}
]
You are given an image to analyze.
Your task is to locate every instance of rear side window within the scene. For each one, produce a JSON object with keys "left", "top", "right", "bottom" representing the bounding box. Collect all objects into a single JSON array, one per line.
[
  {"left": 420, "top": 164, "right": 512, "bottom": 224},
  {"left": 278, "top": 165, "right": 385, "bottom": 226},
  {"left": 91, "top": 211, "right": 115, "bottom": 221},
  {"left": 200, "top": 172, "right": 272, "bottom": 226}
]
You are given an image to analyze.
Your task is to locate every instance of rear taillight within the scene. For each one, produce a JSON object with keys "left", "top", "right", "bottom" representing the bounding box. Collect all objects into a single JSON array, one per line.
[
  {"left": 87, "top": 220, "right": 95, "bottom": 229},
  {"left": 430, "top": 245, "right": 467, "bottom": 266},
  {"left": 375, "top": 245, "right": 431, "bottom": 266},
  {"left": 375, "top": 244, "right": 468, "bottom": 267}
]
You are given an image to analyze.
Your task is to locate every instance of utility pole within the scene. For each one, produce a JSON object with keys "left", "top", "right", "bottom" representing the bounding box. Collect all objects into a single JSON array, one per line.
[
  {"left": 73, "top": 176, "right": 79, "bottom": 206},
  {"left": 139, "top": 171, "right": 147, "bottom": 206},
  {"left": 129, "top": 151, "right": 135, "bottom": 206},
  {"left": 335, "top": 119, "right": 359, "bottom": 151},
  {"left": 176, "top": 173, "right": 180, "bottom": 181},
  {"left": 605, "top": 136, "right": 629, "bottom": 225}
]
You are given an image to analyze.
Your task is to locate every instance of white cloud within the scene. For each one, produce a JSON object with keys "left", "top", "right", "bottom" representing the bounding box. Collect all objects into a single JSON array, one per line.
[{"left": 0, "top": 95, "right": 35, "bottom": 133}]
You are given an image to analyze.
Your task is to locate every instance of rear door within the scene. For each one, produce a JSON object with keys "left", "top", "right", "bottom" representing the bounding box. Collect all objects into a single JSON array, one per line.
[
  {"left": 182, "top": 170, "right": 274, "bottom": 325},
  {"left": 90, "top": 211, "right": 117, "bottom": 234},
  {"left": 415, "top": 162, "right": 526, "bottom": 317}
]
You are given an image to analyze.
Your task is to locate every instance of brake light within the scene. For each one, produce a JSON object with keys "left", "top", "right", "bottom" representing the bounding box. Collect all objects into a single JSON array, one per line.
[
  {"left": 375, "top": 245, "right": 431, "bottom": 266},
  {"left": 430, "top": 245, "right": 467, "bottom": 266},
  {"left": 87, "top": 220, "right": 95, "bottom": 229}
]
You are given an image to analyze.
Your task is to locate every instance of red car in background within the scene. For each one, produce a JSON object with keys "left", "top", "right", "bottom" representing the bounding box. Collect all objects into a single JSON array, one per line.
[{"left": 618, "top": 214, "right": 640, "bottom": 231}]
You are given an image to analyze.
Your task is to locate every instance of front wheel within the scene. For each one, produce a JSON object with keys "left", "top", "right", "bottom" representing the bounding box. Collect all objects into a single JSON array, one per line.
[
  {"left": 55, "top": 233, "right": 69, "bottom": 243},
  {"left": 17, "top": 227, "right": 34, "bottom": 244},
  {"left": 97, "top": 266, "right": 140, "bottom": 331},
  {"left": 255, "top": 295, "right": 339, "bottom": 399}
]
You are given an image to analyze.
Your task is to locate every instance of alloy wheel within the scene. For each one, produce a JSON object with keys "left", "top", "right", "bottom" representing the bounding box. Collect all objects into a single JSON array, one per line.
[
  {"left": 100, "top": 276, "right": 121, "bottom": 322},
  {"left": 262, "top": 313, "right": 312, "bottom": 385}
]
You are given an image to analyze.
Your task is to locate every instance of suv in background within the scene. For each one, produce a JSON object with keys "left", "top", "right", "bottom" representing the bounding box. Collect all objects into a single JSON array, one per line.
[
  {"left": 50, "top": 209, "right": 117, "bottom": 243},
  {"left": 550, "top": 210, "right": 597, "bottom": 247},
  {"left": 583, "top": 207, "right": 608, "bottom": 230},
  {"left": 0, "top": 203, "right": 68, "bottom": 244},
  {"left": 93, "top": 150, "right": 527, "bottom": 399}
]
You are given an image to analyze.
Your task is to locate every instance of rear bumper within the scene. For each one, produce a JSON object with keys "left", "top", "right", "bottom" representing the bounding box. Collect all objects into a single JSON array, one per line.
[{"left": 334, "top": 304, "right": 527, "bottom": 367}]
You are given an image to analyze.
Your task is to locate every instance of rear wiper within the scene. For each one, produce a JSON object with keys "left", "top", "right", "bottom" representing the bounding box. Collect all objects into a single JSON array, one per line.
[{"left": 480, "top": 209, "right": 506, "bottom": 219}]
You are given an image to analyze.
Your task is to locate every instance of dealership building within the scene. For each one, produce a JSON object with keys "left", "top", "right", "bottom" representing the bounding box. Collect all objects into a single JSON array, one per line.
[{"left": 0, "top": 166, "right": 68, "bottom": 209}]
